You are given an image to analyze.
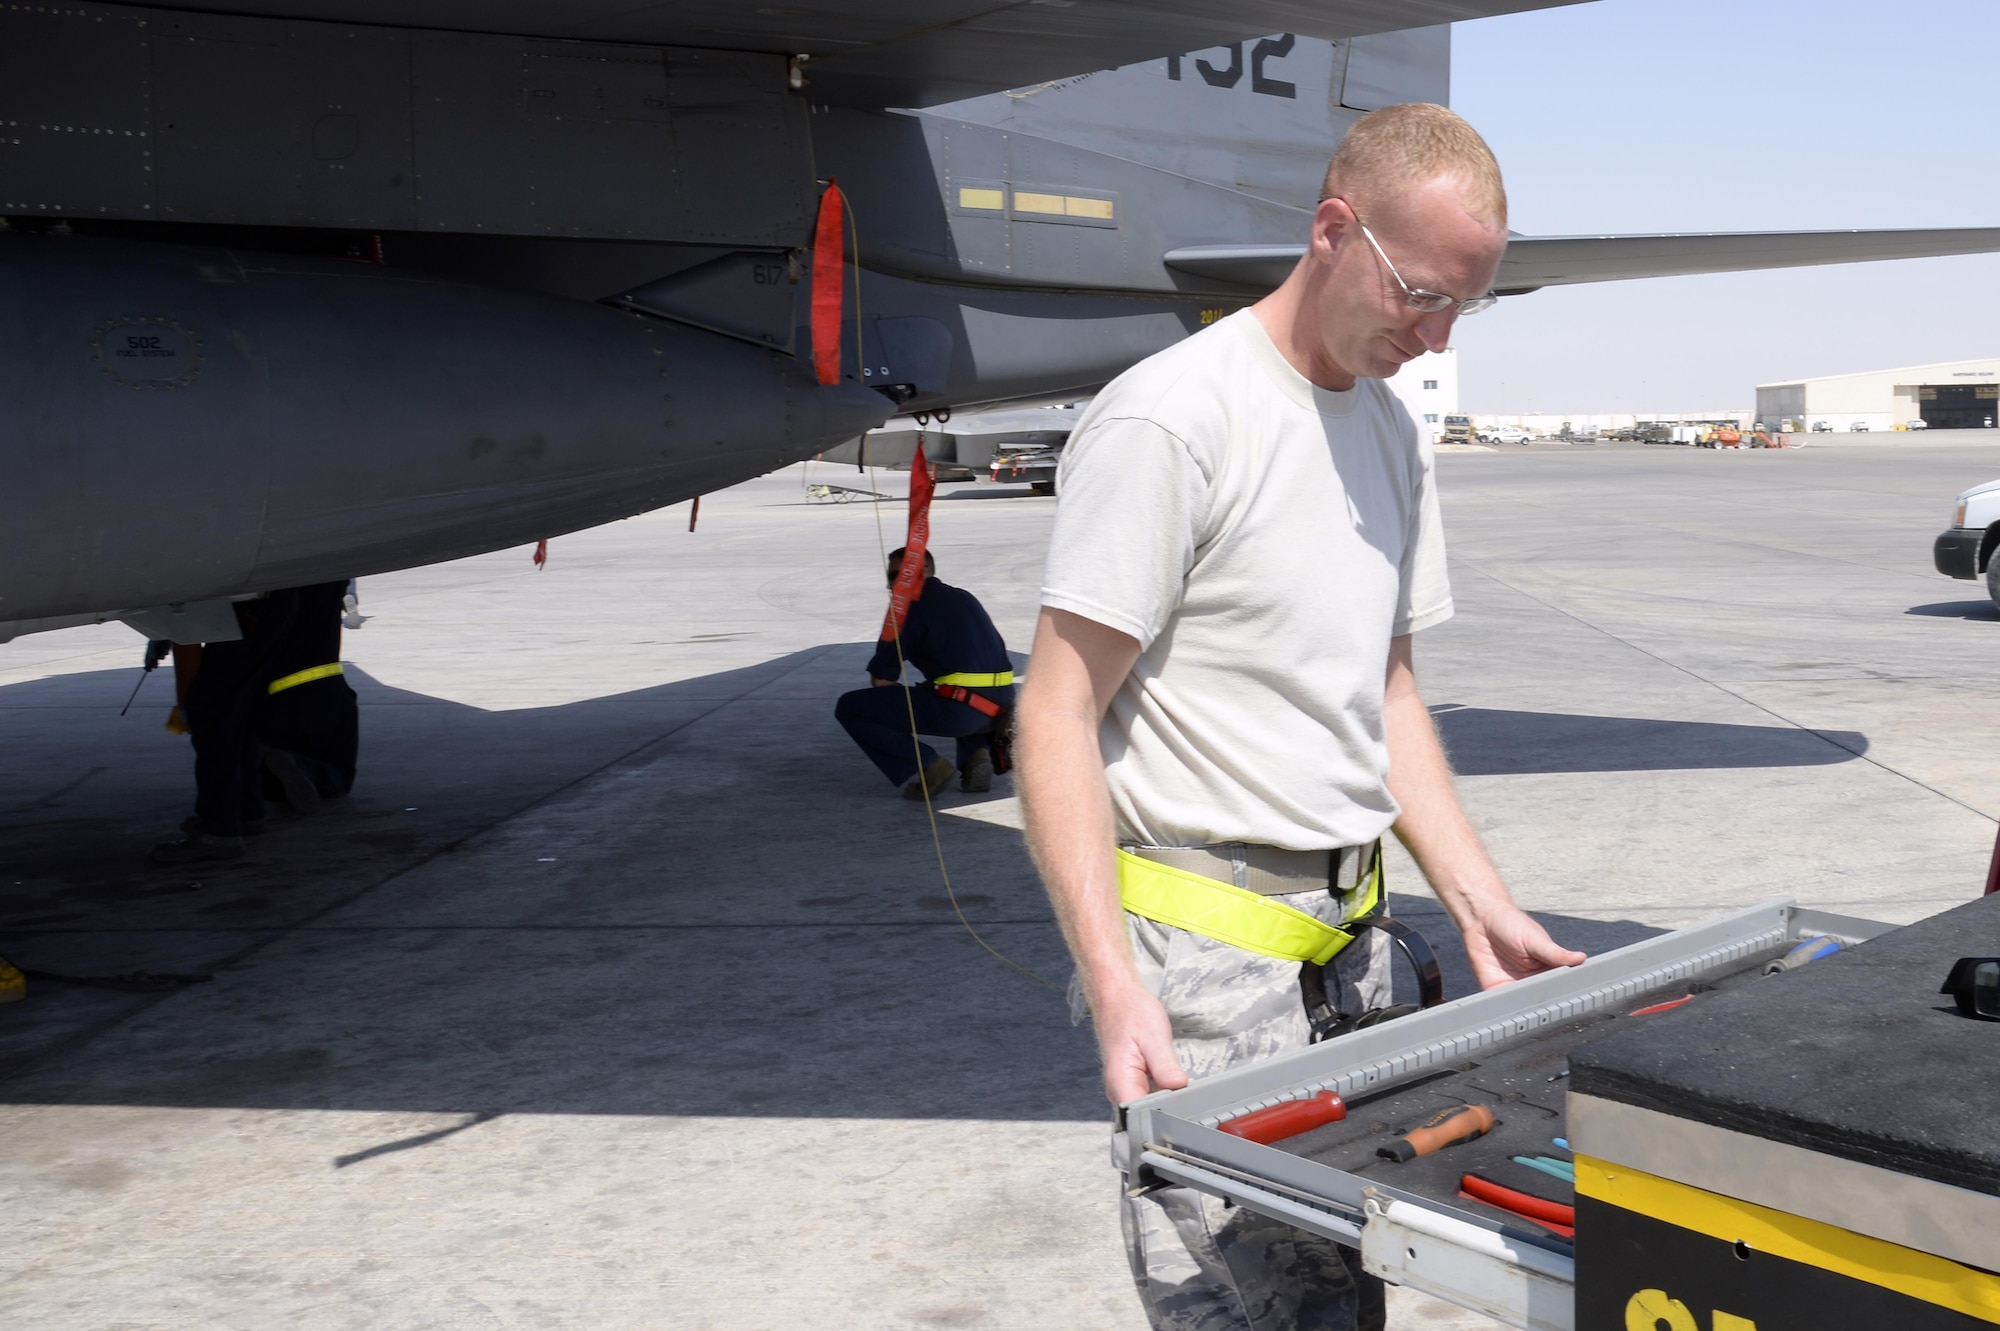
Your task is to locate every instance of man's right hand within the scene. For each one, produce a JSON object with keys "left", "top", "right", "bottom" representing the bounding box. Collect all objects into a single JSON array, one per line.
[
  {"left": 1017, "top": 608, "right": 1161, "bottom": 1102},
  {"left": 1093, "top": 982, "right": 1188, "bottom": 1104}
]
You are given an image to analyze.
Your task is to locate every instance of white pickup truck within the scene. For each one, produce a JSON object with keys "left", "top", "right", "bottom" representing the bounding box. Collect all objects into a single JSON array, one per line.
[
  {"left": 1933, "top": 478, "right": 2000, "bottom": 605},
  {"left": 1479, "top": 424, "right": 1533, "bottom": 445}
]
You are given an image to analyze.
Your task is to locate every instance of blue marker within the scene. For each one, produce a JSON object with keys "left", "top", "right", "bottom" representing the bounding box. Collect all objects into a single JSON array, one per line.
[{"left": 1512, "top": 1155, "right": 1576, "bottom": 1183}]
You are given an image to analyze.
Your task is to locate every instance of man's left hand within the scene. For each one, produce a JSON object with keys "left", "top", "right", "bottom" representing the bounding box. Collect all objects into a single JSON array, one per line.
[{"left": 1460, "top": 902, "right": 1586, "bottom": 989}]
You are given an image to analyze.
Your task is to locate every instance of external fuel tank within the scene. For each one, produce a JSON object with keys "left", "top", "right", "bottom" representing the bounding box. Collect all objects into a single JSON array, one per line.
[{"left": 0, "top": 233, "right": 889, "bottom": 623}]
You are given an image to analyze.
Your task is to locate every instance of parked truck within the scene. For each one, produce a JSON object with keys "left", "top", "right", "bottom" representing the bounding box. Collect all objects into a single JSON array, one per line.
[{"left": 1934, "top": 476, "right": 2000, "bottom": 608}]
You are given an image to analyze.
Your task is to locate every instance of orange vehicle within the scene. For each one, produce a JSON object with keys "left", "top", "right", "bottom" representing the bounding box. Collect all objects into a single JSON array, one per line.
[{"left": 1697, "top": 425, "right": 1742, "bottom": 448}]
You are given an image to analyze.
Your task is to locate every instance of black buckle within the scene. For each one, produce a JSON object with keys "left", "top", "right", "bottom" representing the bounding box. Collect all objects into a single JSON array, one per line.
[{"left": 1300, "top": 915, "right": 1445, "bottom": 1043}]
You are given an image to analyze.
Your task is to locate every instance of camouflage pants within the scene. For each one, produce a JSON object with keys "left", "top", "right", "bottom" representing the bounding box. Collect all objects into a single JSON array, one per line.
[{"left": 1103, "top": 892, "right": 1393, "bottom": 1331}]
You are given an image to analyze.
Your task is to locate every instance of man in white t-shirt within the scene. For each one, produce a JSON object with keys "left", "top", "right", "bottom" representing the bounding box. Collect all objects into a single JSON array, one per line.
[{"left": 1017, "top": 104, "right": 1587, "bottom": 1330}]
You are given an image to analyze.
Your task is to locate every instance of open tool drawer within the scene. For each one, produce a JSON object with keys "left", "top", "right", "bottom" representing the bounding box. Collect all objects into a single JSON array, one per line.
[{"left": 1114, "top": 900, "right": 1896, "bottom": 1331}]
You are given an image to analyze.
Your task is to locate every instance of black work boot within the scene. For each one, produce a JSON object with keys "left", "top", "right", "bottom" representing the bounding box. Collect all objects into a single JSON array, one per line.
[
  {"left": 150, "top": 829, "right": 245, "bottom": 867},
  {"left": 960, "top": 748, "right": 994, "bottom": 794},
  {"left": 902, "top": 755, "right": 955, "bottom": 801},
  {"left": 262, "top": 748, "right": 321, "bottom": 816}
]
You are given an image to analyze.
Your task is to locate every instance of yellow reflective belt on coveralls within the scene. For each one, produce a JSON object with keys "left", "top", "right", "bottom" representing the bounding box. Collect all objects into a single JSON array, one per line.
[
  {"left": 267, "top": 663, "right": 343, "bottom": 696},
  {"left": 1116, "top": 846, "right": 1382, "bottom": 965},
  {"left": 930, "top": 671, "right": 1014, "bottom": 687}
]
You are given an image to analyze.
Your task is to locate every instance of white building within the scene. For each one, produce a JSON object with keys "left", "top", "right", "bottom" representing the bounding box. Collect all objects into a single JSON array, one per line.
[
  {"left": 1385, "top": 348, "right": 1458, "bottom": 444},
  {"left": 1756, "top": 358, "right": 2000, "bottom": 433}
]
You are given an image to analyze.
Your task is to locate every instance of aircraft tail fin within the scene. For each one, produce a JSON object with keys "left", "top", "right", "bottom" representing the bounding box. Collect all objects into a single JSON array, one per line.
[{"left": 927, "top": 30, "right": 1449, "bottom": 210}]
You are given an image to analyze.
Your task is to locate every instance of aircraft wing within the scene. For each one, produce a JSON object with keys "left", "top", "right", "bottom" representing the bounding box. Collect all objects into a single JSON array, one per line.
[
  {"left": 161, "top": 0, "right": 1586, "bottom": 106},
  {"left": 1164, "top": 227, "right": 2000, "bottom": 295}
]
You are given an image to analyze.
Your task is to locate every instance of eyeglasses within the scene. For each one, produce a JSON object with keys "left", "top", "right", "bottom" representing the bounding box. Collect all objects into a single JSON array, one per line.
[
  {"left": 1353, "top": 217, "right": 1498, "bottom": 317},
  {"left": 1941, "top": 957, "right": 2000, "bottom": 1021}
]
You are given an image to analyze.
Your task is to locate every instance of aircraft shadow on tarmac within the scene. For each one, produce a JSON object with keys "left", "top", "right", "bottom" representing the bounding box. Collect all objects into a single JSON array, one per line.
[
  {"left": 1430, "top": 704, "right": 1867, "bottom": 776},
  {"left": 0, "top": 658, "right": 1728, "bottom": 1124},
  {"left": 1905, "top": 599, "right": 2000, "bottom": 621}
]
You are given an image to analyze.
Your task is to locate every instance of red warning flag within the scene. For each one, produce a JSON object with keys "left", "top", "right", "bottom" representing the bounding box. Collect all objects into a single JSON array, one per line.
[
  {"left": 532, "top": 539, "right": 548, "bottom": 569},
  {"left": 811, "top": 180, "right": 845, "bottom": 387},
  {"left": 880, "top": 440, "right": 934, "bottom": 642}
]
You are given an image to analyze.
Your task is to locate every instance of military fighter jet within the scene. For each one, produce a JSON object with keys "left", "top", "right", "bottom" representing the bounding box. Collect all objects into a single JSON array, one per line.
[{"left": 5, "top": 0, "right": 1997, "bottom": 642}]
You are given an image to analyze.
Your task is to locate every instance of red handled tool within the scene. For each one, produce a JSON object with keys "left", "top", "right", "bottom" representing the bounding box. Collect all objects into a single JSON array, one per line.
[
  {"left": 1217, "top": 1091, "right": 1346, "bottom": 1145},
  {"left": 1460, "top": 1174, "right": 1576, "bottom": 1237}
]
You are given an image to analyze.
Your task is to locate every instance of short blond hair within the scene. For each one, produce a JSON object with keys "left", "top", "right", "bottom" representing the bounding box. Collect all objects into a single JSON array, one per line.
[{"left": 1319, "top": 103, "right": 1506, "bottom": 229}]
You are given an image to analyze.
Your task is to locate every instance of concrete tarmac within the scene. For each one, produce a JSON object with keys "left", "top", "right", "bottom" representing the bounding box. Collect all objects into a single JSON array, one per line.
[{"left": 4, "top": 442, "right": 1998, "bottom": 1327}]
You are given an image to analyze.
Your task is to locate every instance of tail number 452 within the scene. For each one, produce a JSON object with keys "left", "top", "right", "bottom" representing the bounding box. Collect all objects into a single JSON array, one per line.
[{"left": 1166, "top": 34, "right": 1297, "bottom": 99}]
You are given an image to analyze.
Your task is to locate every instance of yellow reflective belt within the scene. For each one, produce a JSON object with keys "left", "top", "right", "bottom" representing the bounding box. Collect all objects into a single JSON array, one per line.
[
  {"left": 1116, "top": 847, "right": 1381, "bottom": 966},
  {"left": 267, "top": 662, "right": 344, "bottom": 696},
  {"left": 932, "top": 671, "right": 1014, "bottom": 687}
]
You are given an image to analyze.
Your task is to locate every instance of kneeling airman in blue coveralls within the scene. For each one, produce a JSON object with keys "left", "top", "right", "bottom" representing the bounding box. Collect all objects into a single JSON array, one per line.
[{"left": 836, "top": 547, "right": 1014, "bottom": 800}]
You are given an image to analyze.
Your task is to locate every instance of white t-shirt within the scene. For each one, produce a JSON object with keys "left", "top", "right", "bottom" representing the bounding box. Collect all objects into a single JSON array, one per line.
[{"left": 1040, "top": 309, "right": 1453, "bottom": 850}]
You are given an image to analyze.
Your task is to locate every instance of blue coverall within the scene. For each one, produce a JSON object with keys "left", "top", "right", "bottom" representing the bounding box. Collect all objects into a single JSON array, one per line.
[{"left": 835, "top": 577, "right": 1013, "bottom": 786}]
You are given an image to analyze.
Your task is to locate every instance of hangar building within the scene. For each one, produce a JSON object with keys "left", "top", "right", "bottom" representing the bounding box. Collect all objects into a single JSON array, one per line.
[{"left": 1756, "top": 358, "right": 2000, "bottom": 432}]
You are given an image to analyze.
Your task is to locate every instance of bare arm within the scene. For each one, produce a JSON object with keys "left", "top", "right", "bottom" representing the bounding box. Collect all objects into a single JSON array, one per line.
[
  {"left": 1018, "top": 607, "right": 1186, "bottom": 1103},
  {"left": 1384, "top": 634, "right": 1587, "bottom": 988}
]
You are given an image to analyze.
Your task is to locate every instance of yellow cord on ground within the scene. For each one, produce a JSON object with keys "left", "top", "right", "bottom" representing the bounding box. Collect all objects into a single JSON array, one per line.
[
  {"left": 867, "top": 461, "right": 1064, "bottom": 996},
  {"left": 840, "top": 189, "right": 1059, "bottom": 995}
]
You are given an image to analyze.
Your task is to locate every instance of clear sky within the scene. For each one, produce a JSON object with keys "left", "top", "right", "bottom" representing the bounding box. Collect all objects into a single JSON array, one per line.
[{"left": 1447, "top": 0, "right": 2000, "bottom": 414}]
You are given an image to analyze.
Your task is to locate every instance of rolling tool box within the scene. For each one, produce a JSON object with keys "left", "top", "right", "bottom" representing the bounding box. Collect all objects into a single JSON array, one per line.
[{"left": 1117, "top": 897, "right": 2000, "bottom": 1329}]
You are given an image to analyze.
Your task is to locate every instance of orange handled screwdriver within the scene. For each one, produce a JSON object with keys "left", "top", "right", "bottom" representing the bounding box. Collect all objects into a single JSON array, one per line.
[
  {"left": 1377, "top": 1104, "right": 1496, "bottom": 1163},
  {"left": 1217, "top": 1091, "right": 1347, "bottom": 1145}
]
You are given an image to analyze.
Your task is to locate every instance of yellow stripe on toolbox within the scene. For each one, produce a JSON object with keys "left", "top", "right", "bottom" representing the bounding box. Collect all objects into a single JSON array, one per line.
[{"left": 1574, "top": 1156, "right": 2000, "bottom": 1323}]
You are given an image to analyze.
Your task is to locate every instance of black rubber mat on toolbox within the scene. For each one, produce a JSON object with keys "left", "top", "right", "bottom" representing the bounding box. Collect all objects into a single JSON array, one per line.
[
  {"left": 1276, "top": 950, "right": 1783, "bottom": 1241},
  {"left": 1569, "top": 893, "right": 2000, "bottom": 1197}
]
